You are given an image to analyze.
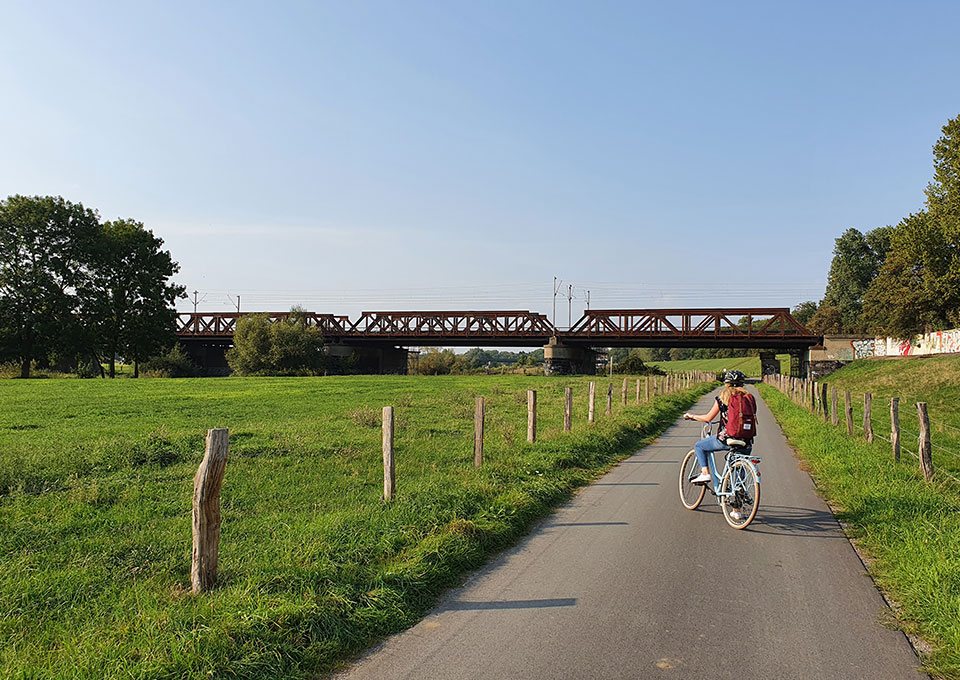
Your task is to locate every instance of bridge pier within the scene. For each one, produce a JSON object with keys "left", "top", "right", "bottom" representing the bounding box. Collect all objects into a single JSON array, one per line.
[
  {"left": 543, "top": 340, "right": 597, "bottom": 376},
  {"left": 788, "top": 349, "right": 810, "bottom": 379},
  {"left": 759, "top": 351, "right": 780, "bottom": 377}
]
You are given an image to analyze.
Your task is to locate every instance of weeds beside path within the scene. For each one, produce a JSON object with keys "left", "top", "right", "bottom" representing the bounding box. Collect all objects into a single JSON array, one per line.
[
  {"left": 759, "top": 384, "right": 960, "bottom": 680},
  {"left": 1, "top": 375, "right": 713, "bottom": 679}
]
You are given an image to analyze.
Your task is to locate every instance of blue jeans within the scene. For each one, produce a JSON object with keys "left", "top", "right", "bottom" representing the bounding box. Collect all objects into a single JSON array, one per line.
[{"left": 694, "top": 435, "right": 729, "bottom": 472}]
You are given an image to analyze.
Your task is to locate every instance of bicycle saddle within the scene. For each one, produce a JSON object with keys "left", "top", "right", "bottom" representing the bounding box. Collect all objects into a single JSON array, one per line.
[{"left": 726, "top": 438, "right": 748, "bottom": 447}]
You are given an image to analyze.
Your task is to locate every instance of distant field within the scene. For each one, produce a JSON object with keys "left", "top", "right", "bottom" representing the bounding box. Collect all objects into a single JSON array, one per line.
[
  {"left": 650, "top": 354, "right": 791, "bottom": 376},
  {"left": 760, "top": 354, "right": 960, "bottom": 678},
  {"left": 0, "top": 374, "right": 712, "bottom": 679}
]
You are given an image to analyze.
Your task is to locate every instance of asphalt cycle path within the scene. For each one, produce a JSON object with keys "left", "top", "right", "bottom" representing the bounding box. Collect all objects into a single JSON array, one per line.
[{"left": 335, "top": 387, "right": 924, "bottom": 680}]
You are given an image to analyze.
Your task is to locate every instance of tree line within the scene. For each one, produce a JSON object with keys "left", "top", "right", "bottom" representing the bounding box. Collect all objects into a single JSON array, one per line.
[
  {"left": 0, "top": 195, "right": 184, "bottom": 378},
  {"left": 795, "top": 113, "right": 960, "bottom": 339}
]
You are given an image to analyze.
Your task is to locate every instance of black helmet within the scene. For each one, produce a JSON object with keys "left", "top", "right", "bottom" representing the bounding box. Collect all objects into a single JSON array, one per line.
[{"left": 723, "top": 370, "right": 746, "bottom": 386}]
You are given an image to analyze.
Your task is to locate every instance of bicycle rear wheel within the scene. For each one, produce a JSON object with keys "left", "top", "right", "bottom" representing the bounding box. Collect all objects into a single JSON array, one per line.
[
  {"left": 720, "top": 460, "right": 760, "bottom": 529},
  {"left": 679, "top": 449, "right": 706, "bottom": 510}
]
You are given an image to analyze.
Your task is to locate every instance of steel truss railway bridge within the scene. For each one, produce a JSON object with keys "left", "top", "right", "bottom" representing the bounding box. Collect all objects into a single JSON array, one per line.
[{"left": 177, "top": 308, "right": 820, "bottom": 376}]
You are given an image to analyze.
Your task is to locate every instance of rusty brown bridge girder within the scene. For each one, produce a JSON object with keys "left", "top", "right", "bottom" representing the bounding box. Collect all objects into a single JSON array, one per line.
[{"left": 176, "top": 308, "right": 821, "bottom": 349}]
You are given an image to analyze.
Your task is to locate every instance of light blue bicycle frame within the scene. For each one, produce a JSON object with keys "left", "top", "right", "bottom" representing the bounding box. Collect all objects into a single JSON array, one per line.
[{"left": 701, "top": 422, "right": 760, "bottom": 502}]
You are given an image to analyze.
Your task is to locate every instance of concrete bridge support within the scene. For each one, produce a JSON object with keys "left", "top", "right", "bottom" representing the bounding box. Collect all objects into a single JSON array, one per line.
[
  {"left": 759, "top": 351, "right": 780, "bottom": 377},
  {"left": 543, "top": 340, "right": 597, "bottom": 376},
  {"left": 788, "top": 349, "right": 810, "bottom": 379}
]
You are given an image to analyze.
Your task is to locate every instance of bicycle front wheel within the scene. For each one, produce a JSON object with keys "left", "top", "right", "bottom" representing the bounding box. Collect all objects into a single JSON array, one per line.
[
  {"left": 679, "top": 449, "right": 706, "bottom": 510},
  {"left": 720, "top": 460, "right": 760, "bottom": 529}
]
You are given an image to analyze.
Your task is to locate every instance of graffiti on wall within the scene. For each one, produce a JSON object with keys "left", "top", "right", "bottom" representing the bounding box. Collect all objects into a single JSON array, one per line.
[
  {"left": 871, "top": 328, "right": 960, "bottom": 358},
  {"left": 852, "top": 339, "right": 875, "bottom": 359}
]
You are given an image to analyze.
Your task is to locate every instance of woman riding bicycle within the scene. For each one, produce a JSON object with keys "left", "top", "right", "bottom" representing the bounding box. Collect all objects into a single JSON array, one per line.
[{"left": 682, "top": 370, "right": 750, "bottom": 485}]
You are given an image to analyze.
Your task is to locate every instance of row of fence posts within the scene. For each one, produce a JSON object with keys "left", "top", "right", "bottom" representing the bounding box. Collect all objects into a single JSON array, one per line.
[
  {"left": 761, "top": 373, "right": 935, "bottom": 482},
  {"left": 189, "top": 370, "right": 714, "bottom": 593}
]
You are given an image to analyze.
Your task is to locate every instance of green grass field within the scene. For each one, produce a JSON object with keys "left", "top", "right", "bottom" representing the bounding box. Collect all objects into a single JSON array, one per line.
[
  {"left": 760, "top": 356, "right": 960, "bottom": 678},
  {"left": 814, "top": 355, "right": 960, "bottom": 479},
  {"left": 0, "top": 374, "right": 712, "bottom": 679},
  {"left": 649, "top": 354, "right": 791, "bottom": 376}
]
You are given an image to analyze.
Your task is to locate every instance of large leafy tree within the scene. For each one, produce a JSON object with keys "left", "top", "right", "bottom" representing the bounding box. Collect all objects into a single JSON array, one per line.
[
  {"left": 0, "top": 196, "right": 100, "bottom": 377},
  {"left": 226, "top": 308, "right": 326, "bottom": 376},
  {"left": 81, "top": 219, "right": 185, "bottom": 377},
  {"left": 821, "top": 226, "right": 892, "bottom": 332},
  {"left": 863, "top": 115, "right": 960, "bottom": 337}
]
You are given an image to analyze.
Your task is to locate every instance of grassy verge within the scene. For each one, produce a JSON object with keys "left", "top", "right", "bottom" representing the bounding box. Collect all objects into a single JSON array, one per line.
[
  {"left": 650, "top": 354, "right": 791, "bottom": 376},
  {"left": 759, "top": 383, "right": 960, "bottom": 679},
  {"left": 815, "top": 355, "right": 960, "bottom": 479},
  {"left": 1, "top": 375, "right": 713, "bottom": 679}
]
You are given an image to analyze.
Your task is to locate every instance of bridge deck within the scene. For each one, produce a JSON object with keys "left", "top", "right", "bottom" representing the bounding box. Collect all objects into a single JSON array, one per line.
[{"left": 177, "top": 309, "right": 821, "bottom": 349}]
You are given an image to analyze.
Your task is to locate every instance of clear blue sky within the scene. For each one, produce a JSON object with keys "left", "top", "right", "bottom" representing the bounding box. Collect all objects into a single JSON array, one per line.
[{"left": 2, "top": 1, "right": 958, "bottom": 324}]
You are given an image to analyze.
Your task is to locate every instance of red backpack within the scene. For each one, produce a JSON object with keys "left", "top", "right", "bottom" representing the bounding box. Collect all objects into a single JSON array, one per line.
[{"left": 726, "top": 391, "right": 758, "bottom": 440}]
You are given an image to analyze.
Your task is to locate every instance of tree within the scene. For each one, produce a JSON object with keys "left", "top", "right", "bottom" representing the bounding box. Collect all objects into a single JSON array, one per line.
[
  {"left": 0, "top": 196, "right": 100, "bottom": 377},
  {"left": 791, "top": 301, "right": 818, "bottom": 326},
  {"left": 863, "top": 114, "right": 960, "bottom": 338},
  {"left": 807, "top": 303, "right": 844, "bottom": 334},
  {"left": 226, "top": 308, "right": 326, "bottom": 376},
  {"left": 81, "top": 219, "right": 185, "bottom": 377},
  {"left": 821, "top": 226, "right": 892, "bottom": 332}
]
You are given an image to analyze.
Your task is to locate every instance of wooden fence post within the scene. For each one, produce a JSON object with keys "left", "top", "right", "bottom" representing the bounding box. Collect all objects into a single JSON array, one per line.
[
  {"left": 527, "top": 390, "right": 536, "bottom": 443},
  {"left": 606, "top": 383, "right": 613, "bottom": 415},
  {"left": 863, "top": 393, "right": 873, "bottom": 444},
  {"left": 917, "top": 402, "right": 933, "bottom": 481},
  {"left": 382, "top": 407, "right": 395, "bottom": 500},
  {"left": 588, "top": 381, "right": 596, "bottom": 423},
  {"left": 636, "top": 378, "right": 641, "bottom": 404},
  {"left": 821, "top": 383, "right": 829, "bottom": 422},
  {"left": 645, "top": 377, "right": 650, "bottom": 401},
  {"left": 890, "top": 397, "right": 900, "bottom": 462},
  {"left": 192, "top": 428, "right": 229, "bottom": 594},
  {"left": 844, "top": 391, "right": 854, "bottom": 435},
  {"left": 564, "top": 387, "right": 572, "bottom": 432},
  {"left": 474, "top": 397, "right": 484, "bottom": 468},
  {"left": 622, "top": 377, "right": 628, "bottom": 406},
  {"left": 831, "top": 387, "right": 839, "bottom": 426}
]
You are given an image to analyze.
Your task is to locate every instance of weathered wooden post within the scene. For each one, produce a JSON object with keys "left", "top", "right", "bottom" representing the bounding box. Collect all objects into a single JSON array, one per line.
[
  {"left": 917, "top": 402, "right": 933, "bottom": 481},
  {"left": 564, "top": 387, "right": 572, "bottom": 432},
  {"left": 844, "top": 391, "right": 854, "bottom": 435},
  {"left": 382, "top": 407, "right": 395, "bottom": 500},
  {"left": 636, "top": 378, "right": 641, "bottom": 404},
  {"left": 863, "top": 393, "right": 873, "bottom": 444},
  {"left": 474, "top": 397, "right": 484, "bottom": 468},
  {"left": 606, "top": 383, "right": 612, "bottom": 416},
  {"left": 622, "top": 377, "right": 628, "bottom": 406},
  {"left": 588, "top": 381, "right": 596, "bottom": 423},
  {"left": 645, "top": 377, "right": 650, "bottom": 401},
  {"left": 890, "top": 397, "right": 900, "bottom": 461},
  {"left": 821, "top": 383, "right": 829, "bottom": 422},
  {"left": 192, "top": 428, "right": 229, "bottom": 594},
  {"left": 831, "top": 387, "right": 839, "bottom": 427},
  {"left": 527, "top": 390, "right": 536, "bottom": 443}
]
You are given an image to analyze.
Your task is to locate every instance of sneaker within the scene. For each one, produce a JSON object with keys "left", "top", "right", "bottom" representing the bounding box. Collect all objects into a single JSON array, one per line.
[
  {"left": 691, "top": 473, "right": 712, "bottom": 485},
  {"left": 729, "top": 509, "right": 742, "bottom": 521}
]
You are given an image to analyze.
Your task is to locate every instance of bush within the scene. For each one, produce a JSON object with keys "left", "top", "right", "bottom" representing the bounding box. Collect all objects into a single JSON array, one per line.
[
  {"left": 142, "top": 344, "right": 201, "bottom": 378},
  {"left": 614, "top": 349, "right": 663, "bottom": 375},
  {"left": 226, "top": 310, "right": 326, "bottom": 376},
  {"left": 76, "top": 360, "right": 101, "bottom": 379}
]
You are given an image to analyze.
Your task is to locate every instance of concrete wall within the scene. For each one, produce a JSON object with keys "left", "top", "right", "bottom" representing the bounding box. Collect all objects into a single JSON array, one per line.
[{"left": 808, "top": 327, "right": 960, "bottom": 379}]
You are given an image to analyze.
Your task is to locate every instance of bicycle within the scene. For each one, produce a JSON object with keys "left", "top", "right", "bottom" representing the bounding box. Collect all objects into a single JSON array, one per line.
[{"left": 678, "top": 420, "right": 762, "bottom": 529}]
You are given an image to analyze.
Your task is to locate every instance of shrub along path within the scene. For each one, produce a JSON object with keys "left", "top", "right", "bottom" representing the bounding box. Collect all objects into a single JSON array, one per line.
[{"left": 336, "top": 388, "right": 922, "bottom": 680}]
